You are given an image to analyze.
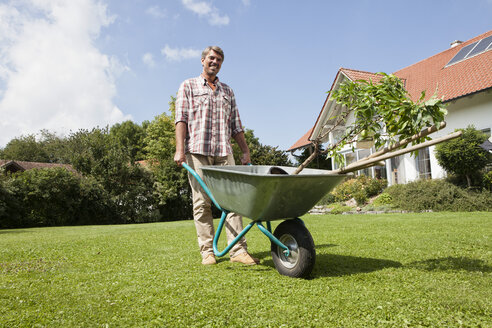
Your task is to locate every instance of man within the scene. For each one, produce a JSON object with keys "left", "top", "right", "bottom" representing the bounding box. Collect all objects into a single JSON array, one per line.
[{"left": 174, "top": 46, "right": 259, "bottom": 266}]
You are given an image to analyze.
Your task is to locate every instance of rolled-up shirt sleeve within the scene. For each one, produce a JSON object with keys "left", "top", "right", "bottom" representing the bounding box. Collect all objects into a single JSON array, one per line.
[
  {"left": 175, "top": 81, "right": 189, "bottom": 124},
  {"left": 229, "top": 90, "right": 244, "bottom": 137}
]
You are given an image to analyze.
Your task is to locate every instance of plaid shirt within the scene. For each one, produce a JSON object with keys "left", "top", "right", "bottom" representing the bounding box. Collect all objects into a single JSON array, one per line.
[{"left": 175, "top": 75, "right": 244, "bottom": 157}]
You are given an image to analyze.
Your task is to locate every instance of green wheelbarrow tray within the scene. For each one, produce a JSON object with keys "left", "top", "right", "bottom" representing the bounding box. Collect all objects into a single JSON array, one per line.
[
  {"left": 182, "top": 163, "right": 346, "bottom": 278},
  {"left": 201, "top": 165, "right": 346, "bottom": 220}
]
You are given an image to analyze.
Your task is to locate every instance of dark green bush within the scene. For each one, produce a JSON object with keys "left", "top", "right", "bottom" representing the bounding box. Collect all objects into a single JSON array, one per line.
[
  {"left": 483, "top": 171, "right": 492, "bottom": 191},
  {"left": 0, "top": 168, "right": 122, "bottom": 228},
  {"left": 435, "top": 126, "right": 488, "bottom": 188},
  {"left": 0, "top": 173, "right": 23, "bottom": 228},
  {"left": 385, "top": 179, "right": 492, "bottom": 212}
]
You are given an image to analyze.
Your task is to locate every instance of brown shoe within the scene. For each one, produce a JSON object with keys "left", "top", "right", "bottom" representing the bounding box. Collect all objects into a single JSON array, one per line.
[
  {"left": 201, "top": 254, "right": 217, "bottom": 265},
  {"left": 230, "top": 252, "right": 259, "bottom": 265}
]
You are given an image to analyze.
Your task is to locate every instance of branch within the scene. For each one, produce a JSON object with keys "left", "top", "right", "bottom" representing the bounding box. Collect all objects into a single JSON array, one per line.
[
  {"left": 333, "top": 130, "right": 462, "bottom": 174},
  {"left": 366, "top": 122, "right": 446, "bottom": 160},
  {"left": 292, "top": 142, "right": 320, "bottom": 175}
]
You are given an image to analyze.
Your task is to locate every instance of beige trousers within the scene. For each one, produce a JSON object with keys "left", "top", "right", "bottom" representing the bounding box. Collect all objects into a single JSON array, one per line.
[{"left": 186, "top": 153, "right": 248, "bottom": 259}]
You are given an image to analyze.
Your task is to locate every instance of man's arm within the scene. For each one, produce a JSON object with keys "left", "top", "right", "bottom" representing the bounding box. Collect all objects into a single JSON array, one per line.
[
  {"left": 233, "top": 131, "right": 251, "bottom": 165},
  {"left": 174, "top": 121, "right": 187, "bottom": 166}
]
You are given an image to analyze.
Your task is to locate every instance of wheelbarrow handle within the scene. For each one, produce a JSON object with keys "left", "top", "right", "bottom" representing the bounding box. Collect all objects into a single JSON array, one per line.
[{"left": 181, "top": 162, "right": 224, "bottom": 212}]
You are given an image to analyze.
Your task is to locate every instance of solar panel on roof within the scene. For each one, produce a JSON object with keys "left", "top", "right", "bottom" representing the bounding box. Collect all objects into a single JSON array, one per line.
[
  {"left": 446, "top": 42, "right": 477, "bottom": 66},
  {"left": 467, "top": 34, "right": 492, "bottom": 58},
  {"left": 445, "top": 34, "right": 492, "bottom": 67}
]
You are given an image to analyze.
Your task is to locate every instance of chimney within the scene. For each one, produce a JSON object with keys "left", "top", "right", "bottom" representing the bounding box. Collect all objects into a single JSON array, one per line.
[{"left": 450, "top": 40, "right": 463, "bottom": 48}]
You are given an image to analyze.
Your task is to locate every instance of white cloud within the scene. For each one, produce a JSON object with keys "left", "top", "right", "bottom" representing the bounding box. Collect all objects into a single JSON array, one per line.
[
  {"left": 161, "top": 45, "right": 201, "bottom": 62},
  {"left": 0, "top": 0, "right": 130, "bottom": 146},
  {"left": 209, "top": 12, "right": 229, "bottom": 26},
  {"left": 145, "top": 5, "right": 166, "bottom": 18},
  {"left": 181, "top": 0, "right": 229, "bottom": 26},
  {"left": 142, "top": 52, "right": 155, "bottom": 67}
]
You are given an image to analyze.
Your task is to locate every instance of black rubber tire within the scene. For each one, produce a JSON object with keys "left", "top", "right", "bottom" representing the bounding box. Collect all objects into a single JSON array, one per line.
[{"left": 271, "top": 218, "right": 316, "bottom": 278}]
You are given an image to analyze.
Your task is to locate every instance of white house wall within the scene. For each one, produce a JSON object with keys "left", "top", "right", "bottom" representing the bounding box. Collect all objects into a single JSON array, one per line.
[
  {"left": 431, "top": 89, "right": 492, "bottom": 180},
  {"left": 388, "top": 89, "right": 492, "bottom": 185}
]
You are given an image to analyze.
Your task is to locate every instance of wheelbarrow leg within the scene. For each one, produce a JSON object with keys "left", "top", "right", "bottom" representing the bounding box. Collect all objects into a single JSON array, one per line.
[
  {"left": 213, "top": 210, "right": 256, "bottom": 257},
  {"left": 256, "top": 222, "right": 290, "bottom": 257}
]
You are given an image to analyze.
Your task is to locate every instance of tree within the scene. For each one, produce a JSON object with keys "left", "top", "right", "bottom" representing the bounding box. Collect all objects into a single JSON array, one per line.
[
  {"left": 295, "top": 73, "right": 448, "bottom": 174},
  {"left": 144, "top": 113, "right": 176, "bottom": 161},
  {"left": 294, "top": 145, "right": 332, "bottom": 170},
  {"left": 435, "top": 126, "right": 489, "bottom": 187},
  {"left": 1, "top": 134, "right": 49, "bottom": 162},
  {"left": 232, "top": 128, "right": 292, "bottom": 166},
  {"left": 67, "top": 127, "right": 159, "bottom": 223},
  {"left": 110, "top": 120, "right": 147, "bottom": 163},
  {"left": 144, "top": 96, "right": 193, "bottom": 219},
  {"left": 1, "top": 130, "right": 70, "bottom": 163}
]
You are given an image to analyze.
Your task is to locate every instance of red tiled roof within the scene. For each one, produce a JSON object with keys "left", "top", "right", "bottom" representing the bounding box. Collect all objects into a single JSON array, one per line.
[
  {"left": 340, "top": 68, "right": 384, "bottom": 84},
  {"left": 0, "top": 160, "right": 76, "bottom": 173},
  {"left": 394, "top": 30, "right": 492, "bottom": 102},
  {"left": 288, "top": 30, "right": 492, "bottom": 151},
  {"left": 287, "top": 127, "right": 314, "bottom": 152}
]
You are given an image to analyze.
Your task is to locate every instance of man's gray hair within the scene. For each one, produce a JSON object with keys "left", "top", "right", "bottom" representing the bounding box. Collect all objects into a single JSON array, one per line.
[{"left": 202, "top": 46, "right": 224, "bottom": 61}]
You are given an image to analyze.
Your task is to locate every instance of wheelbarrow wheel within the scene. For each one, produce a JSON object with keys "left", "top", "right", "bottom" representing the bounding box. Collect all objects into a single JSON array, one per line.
[{"left": 271, "top": 218, "right": 315, "bottom": 278}]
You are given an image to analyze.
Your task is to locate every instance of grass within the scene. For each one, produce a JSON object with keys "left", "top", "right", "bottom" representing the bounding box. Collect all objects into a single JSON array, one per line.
[{"left": 0, "top": 212, "right": 491, "bottom": 327}]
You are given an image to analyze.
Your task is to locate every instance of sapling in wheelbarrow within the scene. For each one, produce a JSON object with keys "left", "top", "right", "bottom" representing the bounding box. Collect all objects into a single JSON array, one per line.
[{"left": 293, "top": 73, "right": 459, "bottom": 175}]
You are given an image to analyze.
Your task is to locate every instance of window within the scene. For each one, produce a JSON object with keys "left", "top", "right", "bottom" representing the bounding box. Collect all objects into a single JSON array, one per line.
[
  {"left": 390, "top": 156, "right": 405, "bottom": 185},
  {"left": 357, "top": 149, "right": 371, "bottom": 176},
  {"left": 416, "top": 147, "right": 432, "bottom": 180},
  {"left": 334, "top": 148, "right": 387, "bottom": 179},
  {"left": 345, "top": 152, "right": 357, "bottom": 166}
]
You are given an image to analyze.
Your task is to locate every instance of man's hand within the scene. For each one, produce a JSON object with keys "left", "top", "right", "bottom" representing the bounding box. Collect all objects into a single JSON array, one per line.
[
  {"left": 174, "top": 150, "right": 186, "bottom": 166},
  {"left": 233, "top": 131, "right": 251, "bottom": 165},
  {"left": 240, "top": 151, "right": 251, "bottom": 165}
]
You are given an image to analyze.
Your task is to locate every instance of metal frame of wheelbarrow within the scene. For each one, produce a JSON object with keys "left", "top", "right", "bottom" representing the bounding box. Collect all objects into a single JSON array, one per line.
[
  {"left": 182, "top": 163, "right": 291, "bottom": 258},
  {"left": 182, "top": 163, "right": 347, "bottom": 278}
]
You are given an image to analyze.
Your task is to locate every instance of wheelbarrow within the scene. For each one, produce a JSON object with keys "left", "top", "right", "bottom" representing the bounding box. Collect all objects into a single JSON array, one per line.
[
  {"left": 181, "top": 129, "right": 464, "bottom": 278},
  {"left": 183, "top": 163, "right": 346, "bottom": 278}
]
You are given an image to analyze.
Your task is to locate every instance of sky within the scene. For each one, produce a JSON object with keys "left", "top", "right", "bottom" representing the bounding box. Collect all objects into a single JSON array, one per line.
[{"left": 0, "top": 0, "right": 491, "bottom": 151}]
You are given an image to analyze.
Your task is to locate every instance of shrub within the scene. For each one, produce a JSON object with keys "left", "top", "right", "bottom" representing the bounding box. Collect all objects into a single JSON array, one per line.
[
  {"left": 373, "top": 193, "right": 393, "bottom": 206},
  {"left": 327, "top": 203, "right": 352, "bottom": 214},
  {"left": 0, "top": 174, "right": 23, "bottom": 228},
  {"left": 7, "top": 168, "right": 83, "bottom": 227},
  {"left": 483, "top": 171, "right": 492, "bottom": 191},
  {"left": 331, "top": 178, "right": 357, "bottom": 202},
  {"left": 0, "top": 168, "right": 124, "bottom": 229},
  {"left": 353, "top": 190, "right": 368, "bottom": 206},
  {"left": 435, "top": 126, "right": 488, "bottom": 188},
  {"left": 385, "top": 179, "right": 492, "bottom": 212},
  {"left": 317, "top": 192, "right": 336, "bottom": 205},
  {"left": 331, "top": 175, "right": 387, "bottom": 204}
]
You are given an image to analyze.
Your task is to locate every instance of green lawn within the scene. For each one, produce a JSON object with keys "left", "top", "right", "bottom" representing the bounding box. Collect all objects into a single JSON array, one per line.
[{"left": 1, "top": 212, "right": 491, "bottom": 327}]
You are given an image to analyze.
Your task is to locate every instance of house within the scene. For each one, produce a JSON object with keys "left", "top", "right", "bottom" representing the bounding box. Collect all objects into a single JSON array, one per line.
[
  {"left": 288, "top": 30, "right": 492, "bottom": 185},
  {"left": 0, "top": 160, "right": 77, "bottom": 174}
]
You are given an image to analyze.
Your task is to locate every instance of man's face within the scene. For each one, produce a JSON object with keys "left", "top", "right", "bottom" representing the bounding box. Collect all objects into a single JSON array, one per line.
[{"left": 201, "top": 50, "right": 223, "bottom": 77}]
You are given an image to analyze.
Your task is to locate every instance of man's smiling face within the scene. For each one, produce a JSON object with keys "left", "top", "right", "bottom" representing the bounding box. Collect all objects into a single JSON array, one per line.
[{"left": 201, "top": 50, "right": 223, "bottom": 77}]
